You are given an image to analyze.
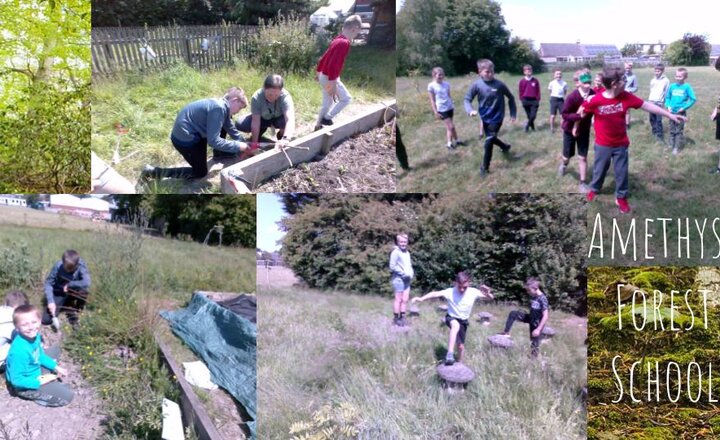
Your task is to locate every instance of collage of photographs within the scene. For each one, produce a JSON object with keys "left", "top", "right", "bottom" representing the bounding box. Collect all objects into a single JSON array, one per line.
[{"left": 0, "top": 0, "right": 719, "bottom": 439}]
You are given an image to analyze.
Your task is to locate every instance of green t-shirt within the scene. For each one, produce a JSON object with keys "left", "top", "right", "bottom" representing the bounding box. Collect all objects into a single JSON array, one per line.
[{"left": 250, "top": 88, "right": 294, "bottom": 120}]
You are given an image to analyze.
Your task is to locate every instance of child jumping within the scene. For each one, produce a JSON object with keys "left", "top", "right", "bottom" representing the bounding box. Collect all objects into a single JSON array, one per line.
[
  {"left": 665, "top": 67, "right": 696, "bottom": 155},
  {"left": 548, "top": 69, "right": 567, "bottom": 132},
  {"left": 411, "top": 271, "right": 493, "bottom": 365},
  {"left": 1, "top": 291, "right": 29, "bottom": 371},
  {"left": 5, "top": 305, "right": 73, "bottom": 407},
  {"left": 581, "top": 67, "right": 686, "bottom": 213},
  {"left": 648, "top": 63, "right": 670, "bottom": 142},
  {"left": 43, "top": 249, "right": 91, "bottom": 328},
  {"left": 315, "top": 14, "right": 363, "bottom": 129},
  {"left": 428, "top": 67, "right": 465, "bottom": 150},
  {"left": 463, "top": 59, "right": 517, "bottom": 178},
  {"left": 497, "top": 277, "right": 549, "bottom": 357},
  {"left": 390, "top": 233, "right": 414, "bottom": 327},
  {"left": 559, "top": 71, "right": 595, "bottom": 193},
  {"left": 518, "top": 64, "right": 541, "bottom": 132}
]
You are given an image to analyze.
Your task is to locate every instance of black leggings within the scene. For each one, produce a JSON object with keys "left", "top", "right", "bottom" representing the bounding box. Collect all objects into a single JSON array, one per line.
[{"left": 482, "top": 122, "right": 509, "bottom": 171}]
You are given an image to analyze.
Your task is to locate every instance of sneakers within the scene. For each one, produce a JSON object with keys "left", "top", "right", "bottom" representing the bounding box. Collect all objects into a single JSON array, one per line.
[
  {"left": 140, "top": 165, "right": 156, "bottom": 180},
  {"left": 615, "top": 197, "right": 631, "bottom": 214},
  {"left": 557, "top": 162, "right": 566, "bottom": 177},
  {"left": 455, "top": 140, "right": 466, "bottom": 147},
  {"left": 586, "top": 191, "right": 596, "bottom": 202},
  {"left": 479, "top": 168, "right": 488, "bottom": 178},
  {"left": 444, "top": 352, "right": 455, "bottom": 366},
  {"left": 672, "top": 148, "right": 679, "bottom": 156},
  {"left": 447, "top": 142, "right": 456, "bottom": 151},
  {"left": 710, "top": 168, "right": 720, "bottom": 175},
  {"left": 392, "top": 316, "right": 400, "bottom": 326},
  {"left": 320, "top": 117, "right": 334, "bottom": 126},
  {"left": 578, "top": 182, "right": 590, "bottom": 194}
]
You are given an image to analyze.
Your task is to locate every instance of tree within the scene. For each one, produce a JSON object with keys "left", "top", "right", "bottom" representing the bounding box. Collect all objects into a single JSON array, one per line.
[
  {"left": 620, "top": 43, "right": 640, "bottom": 58},
  {"left": 664, "top": 33, "right": 710, "bottom": 66}
]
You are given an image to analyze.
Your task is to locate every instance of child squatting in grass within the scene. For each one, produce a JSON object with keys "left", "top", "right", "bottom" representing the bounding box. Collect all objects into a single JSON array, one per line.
[
  {"left": 497, "top": 277, "right": 549, "bottom": 358},
  {"left": 427, "top": 66, "right": 465, "bottom": 151},
  {"left": 43, "top": 249, "right": 91, "bottom": 329},
  {"left": 412, "top": 271, "right": 493, "bottom": 365}
]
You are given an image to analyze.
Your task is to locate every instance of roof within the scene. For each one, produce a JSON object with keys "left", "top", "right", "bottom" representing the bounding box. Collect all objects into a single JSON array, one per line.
[
  {"left": 50, "top": 194, "right": 110, "bottom": 212},
  {"left": 540, "top": 43, "right": 621, "bottom": 58}
]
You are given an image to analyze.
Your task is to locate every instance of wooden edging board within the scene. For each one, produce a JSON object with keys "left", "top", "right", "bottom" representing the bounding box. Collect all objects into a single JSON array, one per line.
[
  {"left": 220, "top": 99, "right": 397, "bottom": 193},
  {"left": 155, "top": 335, "right": 224, "bottom": 440}
]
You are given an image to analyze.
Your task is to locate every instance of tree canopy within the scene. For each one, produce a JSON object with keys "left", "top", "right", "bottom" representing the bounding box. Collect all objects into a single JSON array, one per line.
[{"left": 664, "top": 33, "right": 711, "bottom": 66}]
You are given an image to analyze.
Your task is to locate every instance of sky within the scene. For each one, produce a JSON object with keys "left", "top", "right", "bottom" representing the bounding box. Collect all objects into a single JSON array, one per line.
[
  {"left": 498, "top": 0, "right": 718, "bottom": 50},
  {"left": 256, "top": 194, "right": 286, "bottom": 252}
]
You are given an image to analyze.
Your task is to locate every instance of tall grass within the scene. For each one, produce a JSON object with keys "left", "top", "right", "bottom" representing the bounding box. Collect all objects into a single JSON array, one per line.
[{"left": 258, "top": 287, "right": 586, "bottom": 439}]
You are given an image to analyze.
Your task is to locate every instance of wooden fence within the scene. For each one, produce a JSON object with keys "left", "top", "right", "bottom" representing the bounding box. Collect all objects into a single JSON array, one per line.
[{"left": 92, "top": 25, "right": 258, "bottom": 75}]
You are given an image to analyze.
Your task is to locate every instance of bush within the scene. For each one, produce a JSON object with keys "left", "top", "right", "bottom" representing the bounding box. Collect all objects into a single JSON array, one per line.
[
  {"left": 248, "top": 13, "right": 317, "bottom": 75},
  {"left": 0, "top": 240, "right": 40, "bottom": 291}
]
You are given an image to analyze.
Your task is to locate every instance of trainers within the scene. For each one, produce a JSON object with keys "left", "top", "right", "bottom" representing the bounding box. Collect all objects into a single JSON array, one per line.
[
  {"left": 479, "top": 168, "right": 488, "bottom": 178},
  {"left": 444, "top": 352, "right": 455, "bottom": 366},
  {"left": 447, "top": 143, "right": 456, "bottom": 151},
  {"left": 672, "top": 148, "right": 679, "bottom": 155},
  {"left": 140, "top": 165, "right": 156, "bottom": 180},
  {"left": 392, "top": 316, "right": 400, "bottom": 326},
  {"left": 710, "top": 168, "right": 720, "bottom": 175},
  {"left": 455, "top": 140, "right": 466, "bottom": 147},
  {"left": 615, "top": 197, "right": 631, "bottom": 214},
  {"left": 557, "top": 162, "right": 567, "bottom": 177},
  {"left": 578, "top": 182, "right": 590, "bottom": 193},
  {"left": 586, "top": 191, "right": 596, "bottom": 202},
  {"left": 320, "top": 117, "right": 334, "bottom": 126}
]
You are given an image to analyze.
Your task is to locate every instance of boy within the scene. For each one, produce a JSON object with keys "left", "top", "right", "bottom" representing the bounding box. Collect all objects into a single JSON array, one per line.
[
  {"left": 411, "top": 271, "right": 494, "bottom": 365},
  {"left": 518, "top": 64, "right": 541, "bottom": 132},
  {"left": 315, "top": 15, "right": 363, "bottom": 129},
  {"left": 623, "top": 62, "right": 638, "bottom": 128},
  {"left": 463, "top": 59, "right": 517, "bottom": 177},
  {"left": 648, "top": 63, "right": 670, "bottom": 142},
  {"left": 665, "top": 67, "right": 696, "bottom": 155},
  {"left": 43, "top": 249, "right": 91, "bottom": 327},
  {"left": 1, "top": 291, "right": 29, "bottom": 370},
  {"left": 559, "top": 71, "right": 595, "bottom": 193},
  {"left": 428, "top": 67, "right": 465, "bottom": 150},
  {"left": 547, "top": 70, "right": 568, "bottom": 132},
  {"left": 497, "top": 277, "right": 548, "bottom": 357},
  {"left": 580, "top": 67, "right": 686, "bottom": 213},
  {"left": 711, "top": 96, "right": 720, "bottom": 174},
  {"left": 6, "top": 305, "right": 73, "bottom": 406},
  {"left": 389, "top": 233, "right": 414, "bottom": 326}
]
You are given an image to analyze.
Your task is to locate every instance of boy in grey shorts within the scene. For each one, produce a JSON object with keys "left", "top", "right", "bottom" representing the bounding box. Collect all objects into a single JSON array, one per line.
[{"left": 389, "top": 233, "right": 413, "bottom": 326}]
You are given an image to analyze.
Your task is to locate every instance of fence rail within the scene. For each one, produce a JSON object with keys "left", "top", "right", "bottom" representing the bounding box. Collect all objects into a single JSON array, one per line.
[{"left": 92, "top": 25, "right": 258, "bottom": 75}]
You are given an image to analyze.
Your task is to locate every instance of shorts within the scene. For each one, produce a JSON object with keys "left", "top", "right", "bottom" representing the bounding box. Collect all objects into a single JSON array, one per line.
[
  {"left": 438, "top": 109, "right": 454, "bottom": 120},
  {"left": 391, "top": 276, "right": 411, "bottom": 293},
  {"left": 562, "top": 129, "right": 590, "bottom": 159},
  {"left": 550, "top": 97, "right": 564, "bottom": 115},
  {"left": 445, "top": 315, "right": 469, "bottom": 344}
]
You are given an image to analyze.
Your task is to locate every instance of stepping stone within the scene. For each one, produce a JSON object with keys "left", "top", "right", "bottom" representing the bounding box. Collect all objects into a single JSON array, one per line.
[
  {"left": 437, "top": 362, "right": 475, "bottom": 393},
  {"left": 437, "top": 304, "right": 448, "bottom": 313},
  {"left": 408, "top": 304, "right": 420, "bottom": 316},
  {"left": 541, "top": 326, "right": 556, "bottom": 338},
  {"left": 487, "top": 334, "right": 514, "bottom": 348},
  {"left": 390, "top": 323, "right": 411, "bottom": 333},
  {"left": 476, "top": 312, "right": 494, "bottom": 325}
]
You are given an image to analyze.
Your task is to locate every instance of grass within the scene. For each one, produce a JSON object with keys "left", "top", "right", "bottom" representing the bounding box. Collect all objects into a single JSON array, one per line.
[
  {"left": 92, "top": 45, "right": 395, "bottom": 185},
  {"left": 396, "top": 66, "right": 720, "bottom": 203},
  {"left": 0, "top": 208, "right": 255, "bottom": 438},
  {"left": 258, "top": 286, "right": 586, "bottom": 439}
]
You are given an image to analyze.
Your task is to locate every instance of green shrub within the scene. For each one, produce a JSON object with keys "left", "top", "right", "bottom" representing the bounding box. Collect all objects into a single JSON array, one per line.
[
  {"left": 0, "top": 240, "right": 40, "bottom": 291},
  {"left": 248, "top": 13, "right": 317, "bottom": 75}
]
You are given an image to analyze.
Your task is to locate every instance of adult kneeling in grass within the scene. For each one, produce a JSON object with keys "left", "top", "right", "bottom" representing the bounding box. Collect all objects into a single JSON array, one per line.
[{"left": 141, "top": 87, "right": 252, "bottom": 180}]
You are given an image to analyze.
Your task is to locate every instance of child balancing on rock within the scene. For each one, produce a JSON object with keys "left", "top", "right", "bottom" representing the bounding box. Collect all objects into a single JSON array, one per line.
[{"left": 412, "top": 271, "right": 493, "bottom": 365}]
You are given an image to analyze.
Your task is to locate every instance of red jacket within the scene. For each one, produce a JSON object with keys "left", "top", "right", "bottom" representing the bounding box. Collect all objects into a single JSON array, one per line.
[{"left": 316, "top": 35, "right": 351, "bottom": 80}]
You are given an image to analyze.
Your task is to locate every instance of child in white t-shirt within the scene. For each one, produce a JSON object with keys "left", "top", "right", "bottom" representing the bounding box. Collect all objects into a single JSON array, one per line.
[
  {"left": 428, "top": 67, "right": 465, "bottom": 150},
  {"left": 548, "top": 70, "right": 568, "bottom": 132}
]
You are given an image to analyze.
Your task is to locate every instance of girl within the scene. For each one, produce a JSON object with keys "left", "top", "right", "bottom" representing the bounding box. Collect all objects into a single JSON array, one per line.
[{"left": 427, "top": 67, "right": 464, "bottom": 150}]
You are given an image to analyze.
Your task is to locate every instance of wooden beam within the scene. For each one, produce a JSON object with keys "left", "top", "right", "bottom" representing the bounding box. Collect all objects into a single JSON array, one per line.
[
  {"left": 156, "top": 336, "right": 224, "bottom": 440},
  {"left": 220, "top": 100, "right": 396, "bottom": 192}
]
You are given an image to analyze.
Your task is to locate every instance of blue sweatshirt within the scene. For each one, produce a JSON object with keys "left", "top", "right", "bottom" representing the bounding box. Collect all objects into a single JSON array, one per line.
[
  {"left": 171, "top": 98, "right": 245, "bottom": 153},
  {"left": 665, "top": 83, "right": 696, "bottom": 114},
  {"left": 44, "top": 258, "right": 91, "bottom": 304},
  {"left": 6, "top": 333, "right": 56, "bottom": 390},
  {"left": 464, "top": 78, "right": 517, "bottom": 124}
]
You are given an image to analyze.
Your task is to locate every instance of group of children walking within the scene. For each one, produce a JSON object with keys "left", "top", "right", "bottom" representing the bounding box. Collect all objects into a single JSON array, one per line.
[
  {"left": 1, "top": 250, "right": 91, "bottom": 408},
  {"left": 426, "top": 60, "right": 720, "bottom": 213}
]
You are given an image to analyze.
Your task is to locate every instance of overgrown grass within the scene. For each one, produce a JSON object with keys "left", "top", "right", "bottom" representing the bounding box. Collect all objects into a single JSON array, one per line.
[
  {"left": 258, "top": 287, "right": 586, "bottom": 439},
  {"left": 0, "top": 214, "right": 255, "bottom": 438},
  {"left": 396, "top": 66, "right": 720, "bottom": 205},
  {"left": 92, "top": 45, "right": 395, "bottom": 184}
]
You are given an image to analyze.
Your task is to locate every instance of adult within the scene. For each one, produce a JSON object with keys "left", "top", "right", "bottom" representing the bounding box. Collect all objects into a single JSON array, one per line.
[
  {"left": 140, "top": 87, "right": 251, "bottom": 180},
  {"left": 235, "top": 74, "right": 295, "bottom": 150}
]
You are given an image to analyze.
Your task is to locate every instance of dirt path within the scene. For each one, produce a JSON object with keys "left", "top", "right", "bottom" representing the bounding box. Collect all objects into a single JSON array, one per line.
[{"left": 0, "top": 328, "right": 103, "bottom": 440}]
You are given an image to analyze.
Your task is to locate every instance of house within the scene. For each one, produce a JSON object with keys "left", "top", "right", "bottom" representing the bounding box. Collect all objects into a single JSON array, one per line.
[
  {"left": 47, "top": 194, "right": 111, "bottom": 220},
  {"left": 539, "top": 42, "right": 621, "bottom": 63},
  {"left": 0, "top": 195, "right": 27, "bottom": 208}
]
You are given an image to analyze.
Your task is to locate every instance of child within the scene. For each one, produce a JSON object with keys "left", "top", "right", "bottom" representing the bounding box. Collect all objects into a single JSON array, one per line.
[
  {"left": 411, "top": 271, "right": 493, "bottom": 365},
  {"left": 6, "top": 305, "right": 73, "bottom": 406},
  {"left": 315, "top": 14, "right": 363, "bottom": 129},
  {"left": 518, "top": 64, "right": 541, "bottom": 132},
  {"left": 389, "top": 233, "right": 414, "bottom": 326},
  {"left": 43, "top": 249, "right": 91, "bottom": 327},
  {"left": 623, "top": 62, "right": 638, "bottom": 128},
  {"left": 593, "top": 72, "right": 605, "bottom": 95},
  {"left": 710, "top": 96, "right": 720, "bottom": 174},
  {"left": 665, "top": 67, "right": 697, "bottom": 155},
  {"left": 497, "top": 277, "right": 548, "bottom": 357},
  {"left": 648, "top": 63, "right": 670, "bottom": 142},
  {"left": 463, "top": 59, "right": 517, "bottom": 177},
  {"left": 1, "top": 291, "right": 29, "bottom": 371},
  {"left": 559, "top": 71, "right": 595, "bottom": 193},
  {"left": 428, "top": 67, "right": 465, "bottom": 150},
  {"left": 548, "top": 70, "right": 568, "bottom": 132},
  {"left": 580, "top": 67, "right": 686, "bottom": 213}
]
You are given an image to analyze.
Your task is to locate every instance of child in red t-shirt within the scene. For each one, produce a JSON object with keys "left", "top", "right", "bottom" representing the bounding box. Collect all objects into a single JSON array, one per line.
[
  {"left": 315, "top": 15, "right": 363, "bottom": 130},
  {"left": 580, "top": 67, "right": 686, "bottom": 213}
]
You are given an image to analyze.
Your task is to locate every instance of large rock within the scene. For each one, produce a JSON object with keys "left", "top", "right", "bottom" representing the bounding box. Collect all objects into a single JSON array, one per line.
[
  {"left": 437, "top": 362, "right": 475, "bottom": 387},
  {"left": 541, "top": 326, "right": 556, "bottom": 337},
  {"left": 408, "top": 304, "right": 420, "bottom": 316},
  {"left": 437, "top": 304, "right": 448, "bottom": 313},
  {"left": 487, "top": 334, "right": 514, "bottom": 348},
  {"left": 476, "top": 312, "right": 494, "bottom": 324}
]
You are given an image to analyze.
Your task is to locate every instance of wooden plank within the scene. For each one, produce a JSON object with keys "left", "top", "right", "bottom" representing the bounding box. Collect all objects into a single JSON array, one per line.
[
  {"left": 220, "top": 100, "right": 396, "bottom": 192},
  {"left": 156, "top": 336, "right": 224, "bottom": 440}
]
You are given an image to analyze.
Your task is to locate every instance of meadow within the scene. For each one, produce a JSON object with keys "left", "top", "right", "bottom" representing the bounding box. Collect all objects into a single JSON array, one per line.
[
  {"left": 258, "top": 285, "right": 587, "bottom": 439},
  {"left": 0, "top": 207, "right": 255, "bottom": 438},
  {"left": 92, "top": 45, "right": 395, "bottom": 191}
]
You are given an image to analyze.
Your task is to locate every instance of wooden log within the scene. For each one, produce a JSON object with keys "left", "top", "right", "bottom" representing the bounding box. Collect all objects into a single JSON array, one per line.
[{"left": 487, "top": 334, "right": 514, "bottom": 348}]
